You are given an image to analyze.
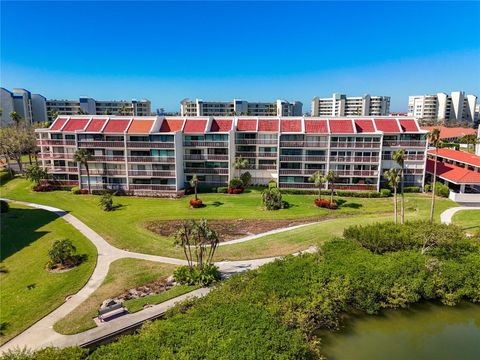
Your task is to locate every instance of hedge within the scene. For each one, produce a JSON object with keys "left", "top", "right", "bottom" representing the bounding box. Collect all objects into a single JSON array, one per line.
[{"left": 280, "top": 188, "right": 391, "bottom": 198}]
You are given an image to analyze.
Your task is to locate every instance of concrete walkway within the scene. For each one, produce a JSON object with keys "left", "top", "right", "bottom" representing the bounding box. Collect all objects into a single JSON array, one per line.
[
  {"left": 440, "top": 206, "right": 480, "bottom": 225},
  {"left": 0, "top": 198, "right": 317, "bottom": 353}
]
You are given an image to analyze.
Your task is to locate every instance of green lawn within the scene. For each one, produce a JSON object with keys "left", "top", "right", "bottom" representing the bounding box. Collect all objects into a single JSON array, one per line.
[
  {"left": 53, "top": 258, "right": 182, "bottom": 335},
  {"left": 0, "top": 204, "right": 97, "bottom": 345},
  {"left": 452, "top": 210, "right": 480, "bottom": 234},
  {"left": 0, "top": 178, "right": 456, "bottom": 259}
]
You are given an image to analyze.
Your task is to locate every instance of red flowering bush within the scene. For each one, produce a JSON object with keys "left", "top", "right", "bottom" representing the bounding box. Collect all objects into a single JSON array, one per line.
[
  {"left": 314, "top": 199, "right": 337, "bottom": 209},
  {"left": 189, "top": 199, "right": 204, "bottom": 208},
  {"left": 33, "top": 183, "right": 53, "bottom": 192},
  {"left": 227, "top": 187, "right": 244, "bottom": 194}
]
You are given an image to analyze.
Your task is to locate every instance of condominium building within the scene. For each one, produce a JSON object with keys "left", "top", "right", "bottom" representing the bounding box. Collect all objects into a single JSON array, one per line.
[
  {"left": 180, "top": 99, "right": 303, "bottom": 117},
  {"left": 0, "top": 88, "right": 47, "bottom": 125},
  {"left": 408, "top": 91, "right": 477, "bottom": 123},
  {"left": 46, "top": 97, "right": 151, "bottom": 120},
  {"left": 311, "top": 94, "right": 390, "bottom": 117},
  {"left": 36, "top": 116, "right": 427, "bottom": 196}
]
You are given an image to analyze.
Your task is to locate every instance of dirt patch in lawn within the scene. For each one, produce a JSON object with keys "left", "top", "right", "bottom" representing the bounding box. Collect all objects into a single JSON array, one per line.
[{"left": 144, "top": 219, "right": 314, "bottom": 242}]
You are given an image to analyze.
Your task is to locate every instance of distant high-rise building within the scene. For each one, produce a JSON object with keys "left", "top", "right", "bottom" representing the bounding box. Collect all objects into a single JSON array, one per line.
[
  {"left": 180, "top": 99, "right": 303, "bottom": 117},
  {"left": 408, "top": 91, "right": 477, "bottom": 123},
  {"left": 311, "top": 93, "right": 390, "bottom": 117},
  {"left": 1, "top": 88, "right": 48, "bottom": 125}
]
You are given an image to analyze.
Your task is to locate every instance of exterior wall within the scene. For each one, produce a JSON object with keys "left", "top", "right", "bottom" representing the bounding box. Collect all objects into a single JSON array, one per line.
[
  {"left": 31, "top": 94, "right": 48, "bottom": 122},
  {"left": 36, "top": 116, "right": 427, "bottom": 196},
  {"left": 0, "top": 88, "right": 15, "bottom": 126},
  {"left": 312, "top": 94, "right": 390, "bottom": 117}
]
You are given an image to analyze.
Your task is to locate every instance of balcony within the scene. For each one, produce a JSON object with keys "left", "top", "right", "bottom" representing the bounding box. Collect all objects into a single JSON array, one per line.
[
  {"left": 81, "top": 169, "right": 126, "bottom": 176},
  {"left": 280, "top": 155, "right": 327, "bottom": 162},
  {"left": 78, "top": 141, "right": 125, "bottom": 148},
  {"left": 404, "top": 169, "right": 424, "bottom": 175},
  {"left": 382, "top": 154, "right": 425, "bottom": 161},
  {"left": 129, "top": 184, "right": 177, "bottom": 192},
  {"left": 279, "top": 169, "right": 321, "bottom": 175},
  {"left": 280, "top": 141, "right": 328, "bottom": 148},
  {"left": 183, "top": 141, "right": 228, "bottom": 147},
  {"left": 235, "top": 139, "right": 278, "bottom": 145},
  {"left": 91, "top": 155, "right": 126, "bottom": 162},
  {"left": 278, "top": 182, "right": 316, "bottom": 189},
  {"left": 127, "top": 141, "right": 174, "bottom": 149},
  {"left": 38, "top": 153, "right": 74, "bottom": 160},
  {"left": 128, "top": 170, "right": 176, "bottom": 177},
  {"left": 45, "top": 166, "right": 78, "bottom": 173},
  {"left": 128, "top": 156, "right": 175, "bottom": 163},
  {"left": 383, "top": 140, "right": 426, "bottom": 148},
  {"left": 184, "top": 168, "right": 229, "bottom": 175},
  {"left": 278, "top": 182, "right": 377, "bottom": 191},
  {"left": 236, "top": 152, "right": 277, "bottom": 158},
  {"left": 329, "top": 156, "right": 379, "bottom": 163},
  {"left": 330, "top": 142, "right": 381, "bottom": 149},
  {"left": 38, "top": 139, "right": 76, "bottom": 146},
  {"left": 183, "top": 154, "right": 229, "bottom": 161},
  {"left": 334, "top": 170, "right": 379, "bottom": 177}
]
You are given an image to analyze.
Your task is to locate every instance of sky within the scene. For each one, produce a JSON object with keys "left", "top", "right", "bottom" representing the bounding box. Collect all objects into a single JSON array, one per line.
[{"left": 1, "top": 1, "right": 480, "bottom": 112}]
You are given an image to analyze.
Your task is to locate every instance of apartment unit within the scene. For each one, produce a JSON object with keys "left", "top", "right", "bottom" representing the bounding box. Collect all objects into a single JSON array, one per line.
[
  {"left": 0, "top": 88, "right": 47, "bottom": 125},
  {"left": 408, "top": 91, "right": 477, "bottom": 123},
  {"left": 311, "top": 94, "right": 390, "bottom": 117},
  {"left": 46, "top": 96, "right": 151, "bottom": 120},
  {"left": 180, "top": 99, "right": 303, "bottom": 117},
  {"left": 36, "top": 116, "right": 427, "bottom": 196}
]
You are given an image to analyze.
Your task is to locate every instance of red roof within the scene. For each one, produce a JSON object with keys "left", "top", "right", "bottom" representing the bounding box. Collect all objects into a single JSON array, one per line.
[
  {"left": 237, "top": 119, "right": 257, "bottom": 132},
  {"left": 304, "top": 120, "right": 328, "bottom": 134},
  {"left": 128, "top": 119, "right": 154, "bottom": 134},
  {"left": 160, "top": 119, "right": 184, "bottom": 132},
  {"left": 428, "top": 148, "right": 480, "bottom": 167},
  {"left": 354, "top": 119, "right": 375, "bottom": 133},
  {"left": 421, "top": 126, "right": 476, "bottom": 139},
  {"left": 374, "top": 119, "right": 401, "bottom": 133},
  {"left": 85, "top": 118, "right": 107, "bottom": 132},
  {"left": 103, "top": 119, "right": 130, "bottom": 133},
  {"left": 258, "top": 119, "right": 279, "bottom": 132},
  {"left": 427, "top": 158, "right": 480, "bottom": 184},
  {"left": 280, "top": 119, "right": 302, "bottom": 132},
  {"left": 62, "top": 118, "right": 89, "bottom": 132},
  {"left": 329, "top": 119, "right": 354, "bottom": 134},
  {"left": 210, "top": 119, "right": 233, "bottom": 132},
  {"left": 50, "top": 117, "right": 68, "bottom": 131},
  {"left": 184, "top": 119, "right": 207, "bottom": 133},
  {"left": 399, "top": 119, "right": 419, "bottom": 132}
]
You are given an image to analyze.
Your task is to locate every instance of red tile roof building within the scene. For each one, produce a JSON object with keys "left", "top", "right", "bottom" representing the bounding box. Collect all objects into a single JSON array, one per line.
[{"left": 421, "top": 126, "right": 476, "bottom": 140}]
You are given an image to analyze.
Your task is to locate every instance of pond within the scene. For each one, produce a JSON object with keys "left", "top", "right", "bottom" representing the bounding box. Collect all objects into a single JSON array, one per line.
[{"left": 321, "top": 302, "right": 480, "bottom": 360}]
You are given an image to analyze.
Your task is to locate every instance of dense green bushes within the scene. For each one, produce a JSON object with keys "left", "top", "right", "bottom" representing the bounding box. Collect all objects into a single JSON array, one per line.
[
  {"left": 425, "top": 182, "right": 450, "bottom": 197},
  {"left": 280, "top": 188, "right": 391, "bottom": 198},
  {"left": 0, "top": 200, "right": 9, "bottom": 213},
  {"left": 262, "top": 187, "right": 285, "bottom": 210}
]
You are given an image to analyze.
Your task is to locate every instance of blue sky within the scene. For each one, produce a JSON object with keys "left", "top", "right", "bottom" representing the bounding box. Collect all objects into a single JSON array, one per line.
[{"left": 2, "top": 1, "right": 480, "bottom": 112}]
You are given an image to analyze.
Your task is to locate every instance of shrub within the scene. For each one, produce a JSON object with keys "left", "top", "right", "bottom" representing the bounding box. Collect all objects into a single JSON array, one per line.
[
  {"left": 435, "top": 182, "right": 449, "bottom": 198},
  {"left": 0, "top": 346, "right": 88, "bottom": 360},
  {"left": 227, "top": 187, "right": 244, "bottom": 194},
  {"left": 24, "top": 164, "right": 48, "bottom": 185},
  {"left": 99, "top": 193, "right": 114, "bottom": 211},
  {"left": 268, "top": 180, "right": 277, "bottom": 189},
  {"left": 240, "top": 171, "right": 252, "bottom": 188},
  {"left": 91, "top": 189, "right": 115, "bottom": 196},
  {"left": 189, "top": 198, "right": 204, "bottom": 208},
  {"left": 403, "top": 186, "right": 421, "bottom": 193},
  {"left": 71, "top": 186, "right": 81, "bottom": 194},
  {"left": 262, "top": 187, "right": 284, "bottom": 210},
  {"left": 314, "top": 199, "right": 337, "bottom": 209},
  {"left": 174, "top": 264, "right": 220, "bottom": 286},
  {"left": 0, "top": 200, "right": 9, "bottom": 213},
  {"left": 380, "top": 188, "right": 392, "bottom": 197},
  {"left": 33, "top": 183, "right": 53, "bottom": 192},
  {"left": 229, "top": 178, "right": 243, "bottom": 190},
  {"left": 47, "top": 239, "right": 79, "bottom": 269},
  {"left": 216, "top": 186, "right": 228, "bottom": 193},
  {"left": 280, "top": 189, "right": 386, "bottom": 198}
]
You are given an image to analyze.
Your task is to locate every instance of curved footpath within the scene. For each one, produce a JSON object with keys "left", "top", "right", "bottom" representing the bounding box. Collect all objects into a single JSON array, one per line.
[
  {"left": 0, "top": 198, "right": 315, "bottom": 353},
  {"left": 439, "top": 205, "right": 480, "bottom": 225}
]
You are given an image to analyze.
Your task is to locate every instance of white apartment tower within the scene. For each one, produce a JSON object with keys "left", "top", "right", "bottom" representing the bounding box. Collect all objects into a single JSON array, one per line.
[
  {"left": 180, "top": 99, "right": 303, "bottom": 117},
  {"left": 408, "top": 91, "right": 477, "bottom": 123},
  {"left": 311, "top": 93, "right": 390, "bottom": 117}
]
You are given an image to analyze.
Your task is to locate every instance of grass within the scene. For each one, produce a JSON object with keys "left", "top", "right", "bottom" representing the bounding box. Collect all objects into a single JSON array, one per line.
[
  {"left": 53, "top": 258, "right": 179, "bottom": 335},
  {"left": 0, "top": 177, "right": 457, "bottom": 259},
  {"left": 0, "top": 204, "right": 97, "bottom": 345},
  {"left": 124, "top": 285, "right": 198, "bottom": 313},
  {"left": 452, "top": 210, "right": 480, "bottom": 234}
]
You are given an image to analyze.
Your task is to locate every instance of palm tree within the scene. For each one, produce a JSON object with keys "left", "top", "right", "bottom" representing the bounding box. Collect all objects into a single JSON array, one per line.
[
  {"left": 233, "top": 156, "right": 249, "bottom": 178},
  {"left": 308, "top": 170, "right": 325, "bottom": 200},
  {"left": 73, "top": 149, "right": 92, "bottom": 194},
  {"left": 9, "top": 111, "right": 22, "bottom": 126},
  {"left": 427, "top": 128, "right": 441, "bottom": 223},
  {"left": 325, "top": 170, "right": 337, "bottom": 203},
  {"left": 384, "top": 168, "right": 400, "bottom": 224},
  {"left": 392, "top": 149, "right": 406, "bottom": 224},
  {"left": 189, "top": 175, "right": 199, "bottom": 201}
]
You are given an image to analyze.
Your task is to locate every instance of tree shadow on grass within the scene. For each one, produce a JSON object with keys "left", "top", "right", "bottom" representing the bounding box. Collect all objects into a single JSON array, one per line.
[
  {"left": 336, "top": 199, "right": 363, "bottom": 209},
  {"left": 1, "top": 207, "right": 56, "bottom": 261},
  {"left": 111, "top": 204, "right": 126, "bottom": 211},
  {"left": 210, "top": 201, "right": 224, "bottom": 207}
]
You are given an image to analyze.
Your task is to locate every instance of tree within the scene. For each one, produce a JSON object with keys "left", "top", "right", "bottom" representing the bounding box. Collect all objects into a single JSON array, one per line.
[
  {"left": 308, "top": 170, "right": 325, "bottom": 200},
  {"left": 189, "top": 174, "right": 199, "bottom": 201},
  {"left": 25, "top": 163, "right": 48, "bottom": 185},
  {"left": 48, "top": 239, "right": 77, "bottom": 268},
  {"left": 173, "top": 219, "right": 219, "bottom": 270},
  {"left": 99, "top": 193, "right": 113, "bottom": 211},
  {"left": 262, "top": 187, "right": 284, "bottom": 210},
  {"left": 9, "top": 111, "right": 22, "bottom": 126},
  {"left": 233, "top": 156, "right": 249, "bottom": 178},
  {"left": 73, "top": 149, "right": 92, "bottom": 194},
  {"left": 460, "top": 134, "right": 478, "bottom": 152},
  {"left": 427, "top": 128, "right": 441, "bottom": 223},
  {"left": 384, "top": 168, "right": 400, "bottom": 224},
  {"left": 104, "top": 108, "right": 113, "bottom": 115},
  {"left": 0, "top": 125, "right": 32, "bottom": 173},
  {"left": 49, "top": 110, "right": 60, "bottom": 122},
  {"left": 392, "top": 149, "right": 406, "bottom": 224},
  {"left": 325, "top": 170, "right": 337, "bottom": 203},
  {"left": 117, "top": 105, "right": 130, "bottom": 116}
]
